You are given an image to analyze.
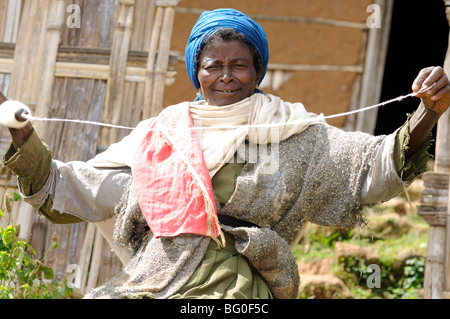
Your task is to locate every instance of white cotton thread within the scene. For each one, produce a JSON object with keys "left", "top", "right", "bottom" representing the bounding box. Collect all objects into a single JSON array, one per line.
[
  {"left": 323, "top": 92, "right": 416, "bottom": 120},
  {"left": 325, "top": 83, "right": 436, "bottom": 120},
  {"left": 21, "top": 114, "right": 136, "bottom": 131},
  {"left": 3, "top": 85, "right": 436, "bottom": 132},
  {"left": 0, "top": 100, "right": 32, "bottom": 129}
]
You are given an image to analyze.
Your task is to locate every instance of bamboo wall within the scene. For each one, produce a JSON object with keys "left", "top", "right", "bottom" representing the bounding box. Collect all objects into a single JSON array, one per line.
[{"left": 0, "top": 0, "right": 179, "bottom": 295}]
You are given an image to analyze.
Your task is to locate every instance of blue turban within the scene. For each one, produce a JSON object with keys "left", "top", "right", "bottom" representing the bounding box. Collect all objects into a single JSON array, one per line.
[{"left": 185, "top": 8, "right": 269, "bottom": 93}]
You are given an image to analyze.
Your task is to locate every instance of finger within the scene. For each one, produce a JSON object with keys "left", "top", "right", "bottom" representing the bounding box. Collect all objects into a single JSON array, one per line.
[
  {"left": 430, "top": 82, "right": 450, "bottom": 102},
  {"left": 423, "top": 66, "right": 445, "bottom": 87},
  {"left": 428, "top": 74, "right": 449, "bottom": 99},
  {"left": 416, "top": 70, "right": 448, "bottom": 98},
  {"left": 413, "top": 67, "right": 445, "bottom": 96},
  {"left": 412, "top": 67, "right": 436, "bottom": 92},
  {"left": 415, "top": 78, "right": 444, "bottom": 99}
]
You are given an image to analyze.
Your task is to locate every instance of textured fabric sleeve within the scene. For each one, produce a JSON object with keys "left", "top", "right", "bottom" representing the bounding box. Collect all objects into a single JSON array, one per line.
[
  {"left": 2, "top": 129, "right": 131, "bottom": 224},
  {"left": 360, "top": 130, "right": 409, "bottom": 205},
  {"left": 361, "top": 121, "right": 432, "bottom": 205},
  {"left": 3, "top": 129, "right": 52, "bottom": 196},
  {"left": 394, "top": 119, "right": 433, "bottom": 182},
  {"left": 48, "top": 160, "right": 131, "bottom": 223},
  {"left": 2, "top": 130, "right": 81, "bottom": 223}
]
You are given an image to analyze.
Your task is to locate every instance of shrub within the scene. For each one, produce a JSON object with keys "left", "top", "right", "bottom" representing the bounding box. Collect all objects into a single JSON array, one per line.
[
  {"left": 0, "top": 166, "right": 73, "bottom": 299},
  {"left": 336, "top": 254, "right": 425, "bottom": 299}
]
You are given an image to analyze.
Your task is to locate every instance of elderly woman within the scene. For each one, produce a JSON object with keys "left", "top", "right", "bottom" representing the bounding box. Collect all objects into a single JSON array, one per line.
[{"left": 2, "top": 8, "right": 450, "bottom": 299}]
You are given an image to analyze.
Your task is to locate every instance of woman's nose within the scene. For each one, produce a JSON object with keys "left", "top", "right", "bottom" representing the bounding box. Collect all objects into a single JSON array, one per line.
[{"left": 220, "top": 67, "right": 233, "bottom": 82}]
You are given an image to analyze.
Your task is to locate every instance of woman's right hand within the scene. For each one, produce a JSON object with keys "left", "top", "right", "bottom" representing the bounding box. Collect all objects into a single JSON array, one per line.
[
  {"left": 412, "top": 66, "right": 450, "bottom": 114},
  {"left": 8, "top": 122, "right": 33, "bottom": 150}
]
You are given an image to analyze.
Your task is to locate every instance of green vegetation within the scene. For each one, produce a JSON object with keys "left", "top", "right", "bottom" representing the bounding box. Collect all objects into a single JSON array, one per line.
[
  {"left": 0, "top": 165, "right": 73, "bottom": 299},
  {"left": 295, "top": 200, "right": 428, "bottom": 299}
]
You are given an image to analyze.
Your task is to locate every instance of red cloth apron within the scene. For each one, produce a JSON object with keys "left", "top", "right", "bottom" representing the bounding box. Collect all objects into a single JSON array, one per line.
[{"left": 132, "top": 102, "right": 222, "bottom": 243}]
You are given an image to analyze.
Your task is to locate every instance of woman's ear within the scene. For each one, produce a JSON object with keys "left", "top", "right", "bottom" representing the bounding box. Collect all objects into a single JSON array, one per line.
[{"left": 255, "top": 73, "right": 262, "bottom": 88}]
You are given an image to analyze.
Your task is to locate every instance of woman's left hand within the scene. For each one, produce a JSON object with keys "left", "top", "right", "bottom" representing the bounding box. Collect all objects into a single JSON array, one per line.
[{"left": 412, "top": 66, "right": 450, "bottom": 115}]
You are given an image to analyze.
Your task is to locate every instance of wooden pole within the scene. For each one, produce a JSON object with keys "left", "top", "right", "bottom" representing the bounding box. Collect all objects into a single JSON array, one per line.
[
  {"left": 3, "top": 0, "right": 21, "bottom": 43},
  {"left": 417, "top": 0, "right": 450, "bottom": 299},
  {"left": 446, "top": 174, "right": 450, "bottom": 298},
  {"left": 436, "top": 1, "right": 450, "bottom": 173},
  {"left": 418, "top": 173, "right": 448, "bottom": 299},
  {"left": 143, "top": 1, "right": 179, "bottom": 118},
  {"left": 79, "top": 223, "right": 96, "bottom": 295},
  {"left": 143, "top": 5, "right": 163, "bottom": 119},
  {"left": 36, "top": 0, "right": 66, "bottom": 139},
  {"left": 354, "top": 0, "right": 393, "bottom": 134},
  {"left": 6, "top": 0, "right": 51, "bottom": 242},
  {"left": 85, "top": 227, "right": 104, "bottom": 294},
  {"left": 151, "top": 5, "right": 175, "bottom": 116},
  {"left": 101, "top": 0, "right": 135, "bottom": 145},
  {"left": 442, "top": 0, "right": 450, "bottom": 288}
]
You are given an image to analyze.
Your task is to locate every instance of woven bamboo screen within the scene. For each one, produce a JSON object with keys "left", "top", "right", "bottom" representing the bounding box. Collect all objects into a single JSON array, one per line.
[{"left": 0, "top": 0, "right": 179, "bottom": 295}]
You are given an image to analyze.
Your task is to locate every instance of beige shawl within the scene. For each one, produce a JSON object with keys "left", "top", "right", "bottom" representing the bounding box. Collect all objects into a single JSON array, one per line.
[{"left": 88, "top": 93, "right": 325, "bottom": 176}]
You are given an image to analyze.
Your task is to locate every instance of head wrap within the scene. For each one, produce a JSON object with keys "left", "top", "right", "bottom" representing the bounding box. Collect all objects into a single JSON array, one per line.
[{"left": 185, "top": 8, "right": 269, "bottom": 93}]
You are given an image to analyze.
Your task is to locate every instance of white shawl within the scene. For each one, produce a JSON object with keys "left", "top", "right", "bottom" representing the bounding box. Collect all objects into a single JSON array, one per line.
[{"left": 87, "top": 93, "right": 325, "bottom": 176}]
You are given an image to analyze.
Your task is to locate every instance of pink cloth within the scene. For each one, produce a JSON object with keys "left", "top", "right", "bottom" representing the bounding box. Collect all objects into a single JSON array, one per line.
[{"left": 132, "top": 102, "right": 222, "bottom": 241}]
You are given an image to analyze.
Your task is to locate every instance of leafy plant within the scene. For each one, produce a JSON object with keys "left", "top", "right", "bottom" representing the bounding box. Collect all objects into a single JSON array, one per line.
[
  {"left": 336, "top": 253, "right": 425, "bottom": 299},
  {"left": 310, "top": 228, "right": 355, "bottom": 249},
  {"left": 338, "top": 256, "right": 391, "bottom": 288},
  {"left": 0, "top": 165, "right": 73, "bottom": 299},
  {"left": 296, "top": 204, "right": 428, "bottom": 299}
]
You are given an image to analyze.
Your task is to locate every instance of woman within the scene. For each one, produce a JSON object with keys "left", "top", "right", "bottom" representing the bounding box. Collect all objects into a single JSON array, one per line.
[{"left": 2, "top": 8, "right": 450, "bottom": 299}]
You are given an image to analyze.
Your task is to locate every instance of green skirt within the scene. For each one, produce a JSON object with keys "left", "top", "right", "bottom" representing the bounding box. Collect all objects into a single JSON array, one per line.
[{"left": 170, "top": 232, "right": 273, "bottom": 299}]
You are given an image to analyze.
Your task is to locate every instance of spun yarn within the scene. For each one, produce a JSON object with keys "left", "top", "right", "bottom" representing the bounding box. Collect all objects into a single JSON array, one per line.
[{"left": 0, "top": 100, "right": 31, "bottom": 129}]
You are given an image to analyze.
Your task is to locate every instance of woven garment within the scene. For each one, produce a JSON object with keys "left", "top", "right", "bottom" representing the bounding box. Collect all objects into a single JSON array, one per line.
[
  {"left": 130, "top": 94, "right": 324, "bottom": 245},
  {"left": 85, "top": 124, "right": 393, "bottom": 299}
]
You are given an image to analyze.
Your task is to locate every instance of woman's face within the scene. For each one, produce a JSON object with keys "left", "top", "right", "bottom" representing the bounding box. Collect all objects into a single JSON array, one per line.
[{"left": 197, "top": 39, "right": 261, "bottom": 106}]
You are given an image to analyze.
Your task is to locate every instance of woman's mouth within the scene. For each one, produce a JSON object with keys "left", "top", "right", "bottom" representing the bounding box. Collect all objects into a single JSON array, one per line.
[{"left": 216, "top": 89, "right": 240, "bottom": 94}]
